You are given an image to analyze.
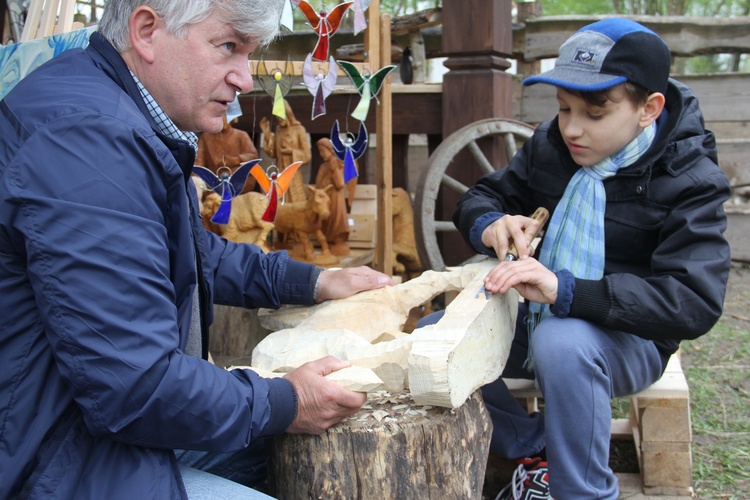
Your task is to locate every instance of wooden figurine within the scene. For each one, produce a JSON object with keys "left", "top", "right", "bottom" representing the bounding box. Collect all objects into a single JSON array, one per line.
[
  {"left": 210, "top": 191, "right": 275, "bottom": 252},
  {"left": 314, "top": 137, "right": 356, "bottom": 256},
  {"left": 195, "top": 115, "right": 259, "bottom": 195},
  {"left": 260, "top": 100, "right": 311, "bottom": 204},
  {"left": 391, "top": 187, "right": 422, "bottom": 281},
  {"left": 273, "top": 185, "right": 338, "bottom": 265}
]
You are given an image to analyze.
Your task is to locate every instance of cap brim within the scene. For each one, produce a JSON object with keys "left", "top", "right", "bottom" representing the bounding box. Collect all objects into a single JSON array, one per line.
[{"left": 523, "top": 68, "right": 627, "bottom": 92}]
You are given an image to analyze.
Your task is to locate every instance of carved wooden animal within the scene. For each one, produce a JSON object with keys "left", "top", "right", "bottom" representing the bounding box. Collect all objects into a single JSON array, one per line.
[
  {"left": 273, "top": 185, "right": 333, "bottom": 261},
  {"left": 251, "top": 259, "right": 519, "bottom": 408},
  {"left": 218, "top": 191, "right": 275, "bottom": 252}
]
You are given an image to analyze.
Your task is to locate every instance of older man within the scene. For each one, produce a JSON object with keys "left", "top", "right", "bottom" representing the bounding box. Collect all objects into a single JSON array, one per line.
[{"left": 0, "top": 1, "right": 392, "bottom": 498}]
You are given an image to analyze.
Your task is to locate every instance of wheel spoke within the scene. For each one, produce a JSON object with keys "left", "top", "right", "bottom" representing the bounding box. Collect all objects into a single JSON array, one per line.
[
  {"left": 503, "top": 133, "right": 518, "bottom": 161},
  {"left": 440, "top": 173, "right": 470, "bottom": 195},
  {"left": 467, "top": 140, "right": 495, "bottom": 176},
  {"left": 433, "top": 221, "right": 457, "bottom": 232}
]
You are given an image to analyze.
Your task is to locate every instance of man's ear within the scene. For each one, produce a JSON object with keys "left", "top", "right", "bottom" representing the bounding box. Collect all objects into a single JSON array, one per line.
[
  {"left": 640, "top": 92, "right": 666, "bottom": 128},
  {"left": 128, "top": 6, "right": 161, "bottom": 64}
]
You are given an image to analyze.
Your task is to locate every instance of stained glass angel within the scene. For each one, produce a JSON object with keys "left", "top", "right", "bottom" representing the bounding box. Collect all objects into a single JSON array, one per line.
[
  {"left": 352, "top": 0, "right": 370, "bottom": 35},
  {"left": 280, "top": 0, "right": 295, "bottom": 32},
  {"left": 337, "top": 60, "right": 396, "bottom": 121},
  {"left": 256, "top": 58, "right": 294, "bottom": 120},
  {"left": 297, "top": 1, "right": 353, "bottom": 61},
  {"left": 249, "top": 161, "right": 304, "bottom": 222},
  {"left": 303, "top": 54, "right": 338, "bottom": 120},
  {"left": 192, "top": 159, "right": 261, "bottom": 224},
  {"left": 330, "top": 120, "right": 368, "bottom": 183}
]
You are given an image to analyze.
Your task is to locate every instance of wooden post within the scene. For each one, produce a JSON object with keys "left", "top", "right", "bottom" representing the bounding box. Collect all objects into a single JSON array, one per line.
[
  {"left": 376, "top": 12, "right": 393, "bottom": 275},
  {"left": 516, "top": 1, "right": 543, "bottom": 78},
  {"left": 439, "top": 0, "right": 515, "bottom": 266}
]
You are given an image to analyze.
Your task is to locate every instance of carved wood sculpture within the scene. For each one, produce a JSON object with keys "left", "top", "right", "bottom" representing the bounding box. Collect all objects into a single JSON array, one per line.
[
  {"left": 315, "top": 137, "right": 354, "bottom": 256},
  {"left": 251, "top": 259, "right": 518, "bottom": 408},
  {"left": 195, "top": 116, "right": 260, "bottom": 195},
  {"left": 273, "top": 185, "right": 337, "bottom": 264},
  {"left": 213, "top": 191, "right": 275, "bottom": 252},
  {"left": 260, "top": 101, "right": 312, "bottom": 205},
  {"left": 391, "top": 187, "right": 422, "bottom": 281}
]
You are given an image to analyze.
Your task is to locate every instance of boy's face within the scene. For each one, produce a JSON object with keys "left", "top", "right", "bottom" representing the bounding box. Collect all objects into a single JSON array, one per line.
[{"left": 555, "top": 86, "right": 648, "bottom": 167}]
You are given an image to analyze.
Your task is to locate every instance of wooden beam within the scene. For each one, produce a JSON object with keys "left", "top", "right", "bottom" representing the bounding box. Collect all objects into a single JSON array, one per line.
[
  {"left": 390, "top": 8, "right": 442, "bottom": 35},
  {"left": 515, "top": 15, "right": 750, "bottom": 61},
  {"left": 376, "top": 12, "right": 393, "bottom": 275}
]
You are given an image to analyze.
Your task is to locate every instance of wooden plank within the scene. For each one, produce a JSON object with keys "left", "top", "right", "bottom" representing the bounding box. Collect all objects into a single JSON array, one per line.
[
  {"left": 640, "top": 406, "right": 692, "bottom": 443},
  {"left": 641, "top": 441, "right": 693, "bottom": 490},
  {"left": 516, "top": 15, "right": 750, "bottom": 61},
  {"left": 517, "top": 73, "right": 750, "bottom": 124},
  {"left": 236, "top": 89, "right": 442, "bottom": 136},
  {"left": 725, "top": 206, "right": 750, "bottom": 263},
  {"left": 20, "top": 0, "right": 44, "bottom": 41},
  {"left": 717, "top": 139, "right": 750, "bottom": 187}
]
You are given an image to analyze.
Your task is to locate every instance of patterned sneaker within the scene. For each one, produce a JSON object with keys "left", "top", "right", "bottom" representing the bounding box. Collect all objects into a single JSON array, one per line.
[{"left": 494, "top": 457, "right": 551, "bottom": 500}]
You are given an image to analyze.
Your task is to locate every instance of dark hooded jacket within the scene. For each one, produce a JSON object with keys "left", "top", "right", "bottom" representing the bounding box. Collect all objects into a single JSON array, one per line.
[
  {"left": 454, "top": 79, "right": 731, "bottom": 366},
  {"left": 0, "top": 33, "right": 314, "bottom": 498}
]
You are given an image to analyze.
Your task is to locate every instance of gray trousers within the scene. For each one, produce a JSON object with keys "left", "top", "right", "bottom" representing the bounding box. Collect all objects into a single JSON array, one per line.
[{"left": 421, "top": 304, "right": 664, "bottom": 499}]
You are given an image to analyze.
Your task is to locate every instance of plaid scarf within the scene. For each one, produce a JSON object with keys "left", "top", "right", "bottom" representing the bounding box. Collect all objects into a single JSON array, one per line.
[{"left": 525, "top": 122, "right": 656, "bottom": 370}]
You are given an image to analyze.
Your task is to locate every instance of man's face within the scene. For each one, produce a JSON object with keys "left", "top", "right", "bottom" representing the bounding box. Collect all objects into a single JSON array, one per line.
[
  {"left": 145, "top": 10, "right": 258, "bottom": 133},
  {"left": 555, "top": 86, "right": 646, "bottom": 167}
]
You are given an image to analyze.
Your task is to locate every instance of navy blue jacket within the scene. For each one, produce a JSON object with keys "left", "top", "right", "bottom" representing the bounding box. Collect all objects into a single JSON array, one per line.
[
  {"left": 454, "top": 80, "right": 731, "bottom": 365},
  {"left": 0, "top": 32, "right": 316, "bottom": 498}
]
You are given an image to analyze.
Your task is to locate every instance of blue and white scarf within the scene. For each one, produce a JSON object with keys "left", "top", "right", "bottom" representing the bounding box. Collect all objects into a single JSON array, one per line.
[{"left": 524, "top": 122, "right": 656, "bottom": 370}]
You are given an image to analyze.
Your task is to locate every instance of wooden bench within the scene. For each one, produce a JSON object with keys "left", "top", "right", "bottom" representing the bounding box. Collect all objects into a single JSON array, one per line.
[{"left": 504, "top": 354, "right": 692, "bottom": 497}]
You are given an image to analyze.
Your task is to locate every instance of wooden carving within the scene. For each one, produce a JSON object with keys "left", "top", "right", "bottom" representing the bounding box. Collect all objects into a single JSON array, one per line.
[
  {"left": 273, "top": 184, "right": 337, "bottom": 264},
  {"left": 251, "top": 259, "right": 518, "bottom": 408},
  {"left": 195, "top": 116, "right": 259, "bottom": 195},
  {"left": 260, "top": 100, "right": 312, "bottom": 204},
  {"left": 391, "top": 187, "right": 422, "bottom": 280},
  {"left": 315, "top": 137, "right": 355, "bottom": 256}
]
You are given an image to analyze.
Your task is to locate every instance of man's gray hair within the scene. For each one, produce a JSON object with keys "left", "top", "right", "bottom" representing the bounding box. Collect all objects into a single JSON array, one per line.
[{"left": 98, "top": 0, "right": 284, "bottom": 51}]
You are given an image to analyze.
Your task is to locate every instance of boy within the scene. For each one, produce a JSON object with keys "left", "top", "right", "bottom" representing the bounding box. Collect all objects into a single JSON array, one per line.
[{"left": 453, "top": 18, "right": 730, "bottom": 499}]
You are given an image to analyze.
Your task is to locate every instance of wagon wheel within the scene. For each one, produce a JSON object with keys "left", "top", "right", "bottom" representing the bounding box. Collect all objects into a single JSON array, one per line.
[{"left": 414, "top": 118, "right": 535, "bottom": 272}]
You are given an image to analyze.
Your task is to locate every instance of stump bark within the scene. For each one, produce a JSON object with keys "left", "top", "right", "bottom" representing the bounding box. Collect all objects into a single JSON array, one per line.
[{"left": 267, "top": 389, "right": 492, "bottom": 499}]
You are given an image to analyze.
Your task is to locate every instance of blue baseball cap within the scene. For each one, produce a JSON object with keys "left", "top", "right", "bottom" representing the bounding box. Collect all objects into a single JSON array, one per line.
[{"left": 523, "top": 18, "right": 671, "bottom": 94}]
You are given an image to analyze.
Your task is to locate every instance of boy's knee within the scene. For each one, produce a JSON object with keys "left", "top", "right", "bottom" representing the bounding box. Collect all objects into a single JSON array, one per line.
[{"left": 529, "top": 317, "right": 596, "bottom": 370}]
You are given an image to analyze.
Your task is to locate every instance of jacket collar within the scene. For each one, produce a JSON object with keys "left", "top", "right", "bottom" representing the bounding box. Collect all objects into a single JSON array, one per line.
[{"left": 85, "top": 32, "right": 196, "bottom": 179}]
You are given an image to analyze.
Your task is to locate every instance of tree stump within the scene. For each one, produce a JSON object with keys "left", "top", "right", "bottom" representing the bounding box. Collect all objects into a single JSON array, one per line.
[
  {"left": 267, "top": 389, "right": 492, "bottom": 499},
  {"left": 209, "top": 305, "right": 269, "bottom": 367}
]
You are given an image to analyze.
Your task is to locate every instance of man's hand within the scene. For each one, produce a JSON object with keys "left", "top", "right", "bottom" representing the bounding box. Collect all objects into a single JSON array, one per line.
[
  {"left": 316, "top": 266, "right": 394, "bottom": 303},
  {"left": 482, "top": 214, "right": 545, "bottom": 261},
  {"left": 482, "top": 258, "right": 558, "bottom": 305},
  {"left": 284, "top": 357, "right": 367, "bottom": 434}
]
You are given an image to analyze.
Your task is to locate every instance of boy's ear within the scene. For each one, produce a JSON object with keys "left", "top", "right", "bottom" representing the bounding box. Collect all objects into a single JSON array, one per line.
[{"left": 640, "top": 92, "right": 666, "bottom": 128}]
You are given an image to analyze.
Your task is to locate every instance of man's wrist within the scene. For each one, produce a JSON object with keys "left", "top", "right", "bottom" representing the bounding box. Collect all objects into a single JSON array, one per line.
[{"left": 312, "top": 267, "right": 323, "bottom": 303}]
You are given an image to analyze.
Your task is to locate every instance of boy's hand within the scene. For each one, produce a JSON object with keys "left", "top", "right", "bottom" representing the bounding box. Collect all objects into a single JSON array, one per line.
[
  {"left": 482, "top": 258, "right": 558, "bottom": 305},
  {"left": 482, "top": 214, "right": 544, "bottom": 260},
  {"left": 284, "top": 357, "right": 367, "bottom": 434}
]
